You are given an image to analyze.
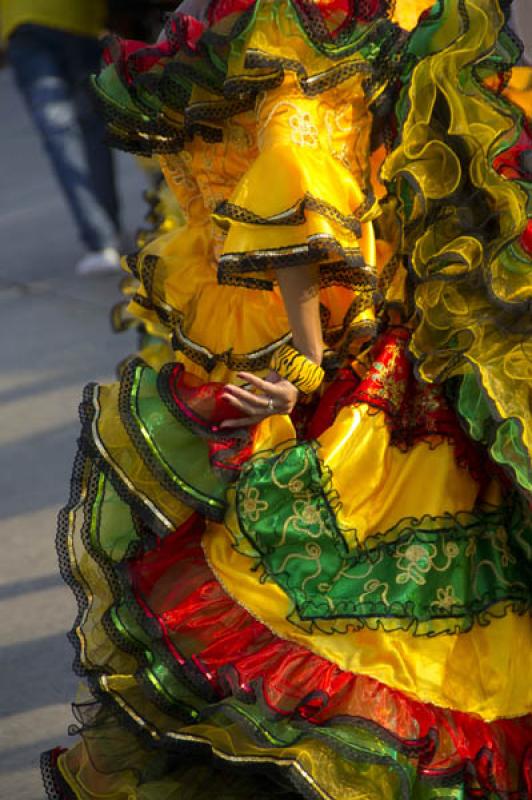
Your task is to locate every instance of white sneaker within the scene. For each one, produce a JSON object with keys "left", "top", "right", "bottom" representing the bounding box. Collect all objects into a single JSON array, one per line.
[{"left": 76, "top": 247, "right": 122, "bottom": 276}]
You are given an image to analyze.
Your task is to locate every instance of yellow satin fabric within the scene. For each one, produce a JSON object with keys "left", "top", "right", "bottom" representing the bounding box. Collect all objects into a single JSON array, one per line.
[
  {"left": 202, "top": 405, "right": 532, "bottom": 720},
  {"left": 121, "top": 4, "right": 394, "bottom": 382},
  {"left": 392, "top": 0, "right": 436, "bottom": 31},
  {"left": 319, "top": 406, "right": 482, "bottom": 544},
  {"left": 130, "top": 146, "right": 380, "bottom": 385},
  {"left": 486, "top": 66, "right": 532, "bottom": 119}
]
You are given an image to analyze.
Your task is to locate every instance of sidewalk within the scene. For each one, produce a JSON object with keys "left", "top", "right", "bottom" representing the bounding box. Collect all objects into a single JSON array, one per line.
[{"left": 0, "top": 68, "right": 145, "bottom": 800}]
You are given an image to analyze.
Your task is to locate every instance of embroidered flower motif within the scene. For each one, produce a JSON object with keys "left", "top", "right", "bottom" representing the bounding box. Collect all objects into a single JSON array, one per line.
[
  {"left": 288, "top": 478, "right": 305, "bottom": 494},
  {"left": 414, "top": 387, "right": 441, "bottom": 414},
  {"left": 370, "top": 354, "right": 407, "bottom": 411},
  {"left": 239, "top": 486, "right": 268, "bottom": 522},
  {"left": 290, "top": 495, "right": 331, "bottom": 539},
  {"left": 289, "top": 111, "right": 319, "bottom": 148},
  {"left": 395, "top": 542, "right": 437, "bottom": 585},
  {"left": 293, "top": 498, "right": 324, "bottom": 526},
  {"left": 430, "top": 585, "right": 460, "bottom": 611},
  {"left": 443, "top": 541, "right": 460, "bottom": 559}
]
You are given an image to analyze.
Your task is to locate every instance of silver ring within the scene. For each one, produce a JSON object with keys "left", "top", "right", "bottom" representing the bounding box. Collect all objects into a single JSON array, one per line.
[{"left": 266, "top": 397, "right": 275, "bottom": 413}]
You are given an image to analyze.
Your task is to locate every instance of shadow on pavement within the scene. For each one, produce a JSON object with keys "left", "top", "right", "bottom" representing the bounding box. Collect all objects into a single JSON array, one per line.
[
  {"left": 0, "top": 574, "right": 63, "bottom": 602},
  {"left": 0, "top": 422, "right": 80, "bottom": 521},
  {"left": 1, "top": 631, "right": 77, "bottom": 717}
]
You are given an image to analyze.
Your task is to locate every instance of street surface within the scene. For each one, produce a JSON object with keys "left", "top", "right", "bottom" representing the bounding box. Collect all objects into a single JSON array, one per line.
[{"left": 0, "top": 67, "right": 144, "bottom": 799}]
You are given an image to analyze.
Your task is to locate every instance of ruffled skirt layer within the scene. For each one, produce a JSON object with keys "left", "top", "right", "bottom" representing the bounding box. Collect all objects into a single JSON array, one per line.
[{"left": 42, "top": 328, "right": 532, "bottom": 800}]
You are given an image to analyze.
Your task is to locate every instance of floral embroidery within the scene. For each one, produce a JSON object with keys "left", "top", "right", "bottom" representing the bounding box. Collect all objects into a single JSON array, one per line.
[
  {"left": 292, "top": 494, "right": 329, "bottom": 533},
  {"left": 289, "top": 110, "right": 319, "bottom": 147},
  {"left": 431, "top": 585, "right": 460, "bottom": 611},
  {"left": 340, "top": 328, "right": 478, "bottom": 453},
  {"left": 395, "top": 542, "right": 437, "bottom": 586},
  {"left": 359, "top": 579, "right": 390, "bottom": 607},
  {"left": 239, "top": 486, "right": 269, "bottom": 522}
]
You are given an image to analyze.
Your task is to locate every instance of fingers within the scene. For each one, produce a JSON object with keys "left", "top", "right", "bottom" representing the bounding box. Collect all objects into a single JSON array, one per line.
[
  {"left": 223, "top": 384, "right": 270, "bottom": 410},
  {"left": 237, "top": 371, "right": 284, "bottom": 397},
  {"left": 222, "top": 392, "right": 266, "bottom": 418},
  {"left": 219, "top": 372, "right": 299, "bottom": 429}
]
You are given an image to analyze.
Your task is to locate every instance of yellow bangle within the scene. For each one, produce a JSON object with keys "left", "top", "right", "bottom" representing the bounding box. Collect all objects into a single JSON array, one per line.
[{"left": 271, "top": 344, "right": 324, "bottom": 395}]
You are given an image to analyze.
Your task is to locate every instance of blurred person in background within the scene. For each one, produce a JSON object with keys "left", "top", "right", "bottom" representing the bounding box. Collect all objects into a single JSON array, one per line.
[{"left": 0, "top": 0, "right": 122, "bottom": 275}]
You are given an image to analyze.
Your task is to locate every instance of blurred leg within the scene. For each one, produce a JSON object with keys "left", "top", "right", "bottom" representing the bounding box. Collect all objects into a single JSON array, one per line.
[
  {"left": 8, "top": 25, "right": 119, "bottom": 251},
  {"left": 64, "top": 34, "right": 121, "bottom": 234}
]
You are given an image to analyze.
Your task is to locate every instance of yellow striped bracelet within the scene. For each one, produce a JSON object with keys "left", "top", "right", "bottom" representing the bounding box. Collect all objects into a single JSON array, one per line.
[{"left": 270, "top": 344, "right": 324, "bottom": 395}]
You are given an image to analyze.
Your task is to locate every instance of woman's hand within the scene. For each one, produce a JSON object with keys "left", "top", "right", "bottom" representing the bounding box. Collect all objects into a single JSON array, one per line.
[{"left": 220, "top": 371, "right": 299, "bottom": 429}]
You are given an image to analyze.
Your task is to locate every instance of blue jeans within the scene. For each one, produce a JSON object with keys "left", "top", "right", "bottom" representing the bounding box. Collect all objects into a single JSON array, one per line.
[{"left": 8, "top": 24, "right": 120, "bottom": 251}]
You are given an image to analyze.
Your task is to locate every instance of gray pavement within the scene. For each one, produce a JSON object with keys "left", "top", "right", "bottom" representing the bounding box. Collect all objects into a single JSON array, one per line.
[{"left": 0, "top": 67, "right": 145, "bottom": 799}]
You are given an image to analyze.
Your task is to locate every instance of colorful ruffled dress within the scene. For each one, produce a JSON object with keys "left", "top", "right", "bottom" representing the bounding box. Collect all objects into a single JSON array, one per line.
[{"left": 42, "top": 1, "right": 532, "bottom": 798}]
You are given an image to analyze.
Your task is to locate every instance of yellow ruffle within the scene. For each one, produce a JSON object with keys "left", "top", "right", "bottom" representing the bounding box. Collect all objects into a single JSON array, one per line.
[
  {"left": 116, "top": 1, "right": 401, "bottom": 380},
  {"left": 218, "top": 12, "right": 377, "bottom": 283},
  {"left": 126, "top": 145, "right": 383, "bottom": 384}
]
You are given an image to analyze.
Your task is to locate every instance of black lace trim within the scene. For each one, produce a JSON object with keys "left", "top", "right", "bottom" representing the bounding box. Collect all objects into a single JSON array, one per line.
[
  {"left": 214, "top": 194, "right": 363, "bottom": 236},
  {"left": 217, "top": 236, "right": 375, "bottom": 279},
  {"left": 223, "top": 48, "right": 374, "bottom": 99},
  {"left": 171, "top": 318, "right": 292, "bottom": 373},
  {"left": 185, "top": 96, "right": 256, "bottom": 125},
  {"left": 106, "top": 128, "right": 183, "bottom": 157},
  {"left": 215, "top": 272, "right": 277, "bottom": 291},
  {"left": 163, "top": 59, "right": 225, "bottom": 99},
  {"left": 187, "top": 121, "right": 225, "bottom": 143},
  {"left": 95, "top": 2, "right": 404, "bottom": 155},
  {"left": 40, "top": 749, "right": 75, "bottom": 800},
  {"left": 287, "top": 0, "right": 397, "bottom": 57},
  {"left": 127, "top": 253, "right": 180, "bottom": 330}
]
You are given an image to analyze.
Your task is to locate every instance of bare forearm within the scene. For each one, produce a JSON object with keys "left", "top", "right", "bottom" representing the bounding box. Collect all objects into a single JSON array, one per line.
[
  {"left": 221, "top": 265, "right": 322, "bottom": 426},
  {"left": 276, "top": 266, "right": 324, "bottom": 365}
]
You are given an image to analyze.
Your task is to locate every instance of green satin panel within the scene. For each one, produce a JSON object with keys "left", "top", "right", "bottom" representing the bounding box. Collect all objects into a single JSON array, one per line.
[{"left": 232, "top": 442, "right": 530, "bottom": 635}]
